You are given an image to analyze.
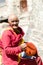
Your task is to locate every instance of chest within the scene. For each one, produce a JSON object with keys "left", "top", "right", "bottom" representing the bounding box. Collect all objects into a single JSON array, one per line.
[{"left": 10, "top": 34, "right": 24, "bottom": 47}]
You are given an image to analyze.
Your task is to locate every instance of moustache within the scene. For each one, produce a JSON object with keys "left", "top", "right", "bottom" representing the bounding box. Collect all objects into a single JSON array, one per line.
[{"left": 12, "top": 24, "right": 18, "bottom": 26}]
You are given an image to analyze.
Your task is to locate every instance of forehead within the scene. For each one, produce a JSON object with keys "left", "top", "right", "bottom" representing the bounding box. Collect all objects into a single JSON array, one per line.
[{"left": 8, "top": 15, "right": 19, "bottom": 21}]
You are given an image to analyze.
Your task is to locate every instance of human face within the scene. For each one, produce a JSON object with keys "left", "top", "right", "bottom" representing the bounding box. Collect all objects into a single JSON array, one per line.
[{"left": 9, "top": 19, "right": 19, "bottom": 29}]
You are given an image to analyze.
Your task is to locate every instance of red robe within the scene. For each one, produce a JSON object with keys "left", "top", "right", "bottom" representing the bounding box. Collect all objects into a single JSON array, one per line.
[{"left": 1, "top": 27, "right": 43, "bottom": 65}]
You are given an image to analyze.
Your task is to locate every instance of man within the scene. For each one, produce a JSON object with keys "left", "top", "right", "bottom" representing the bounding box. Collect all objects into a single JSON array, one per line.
[
  {"left": 1, "top": 14, "right": 43, "bottom": 65},
  {"left": 1, "top": 14, "right": 26, "bottom": 65}
]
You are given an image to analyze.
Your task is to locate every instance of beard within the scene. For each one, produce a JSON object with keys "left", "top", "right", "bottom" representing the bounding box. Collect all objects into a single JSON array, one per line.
[{"left": 12, "top": 24, "right": 18, "bottom": 28}]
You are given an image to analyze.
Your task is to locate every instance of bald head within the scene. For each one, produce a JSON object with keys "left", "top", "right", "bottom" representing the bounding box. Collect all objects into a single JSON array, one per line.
[
  {"left": 8, "top": 14, "right": 19, "bottom": 22},
  {"left": 8, "top": 14, "right": 19, "bottom": 28}
]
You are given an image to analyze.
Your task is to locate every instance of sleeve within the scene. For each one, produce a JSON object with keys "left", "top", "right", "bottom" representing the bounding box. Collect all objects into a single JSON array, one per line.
[
  {"left": 0, "top": 40, "right": 3, "bottom": 49},
  {"left": 35, "top": 56, "right": 43, "bottom": 65},
  {"left": 2, "top": 31, "right": 22, "bottom": 55}
]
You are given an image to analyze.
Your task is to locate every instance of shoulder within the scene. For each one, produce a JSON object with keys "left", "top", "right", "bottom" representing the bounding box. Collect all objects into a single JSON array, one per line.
[
  {"left": 18, "top": 27, "right": 23, "bottom": 31},
  {"left": 18, "top": 27, "right": 25, "bottom": 36},
  {"left": 2, "top": 29, "right": 12, "bottom": 36}
]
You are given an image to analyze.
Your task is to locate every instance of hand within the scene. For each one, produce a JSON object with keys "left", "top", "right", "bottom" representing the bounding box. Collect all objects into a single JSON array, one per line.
[{"left": 20, "top": 43, "right": 27, "bottom": 50}]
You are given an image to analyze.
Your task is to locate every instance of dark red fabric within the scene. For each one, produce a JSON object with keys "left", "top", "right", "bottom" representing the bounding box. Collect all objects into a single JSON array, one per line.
[
  {"left": 19, "top": 59, "right": 37, "bottom": 65},
  {"left": 1, "top": 27, "right": 43, "bottom": 65},
  {"left": 18, "top": 56, "right": 43, "bottom": 65},
  {"left": 1, "top": 27, "right": 24, "bottom": 65}
]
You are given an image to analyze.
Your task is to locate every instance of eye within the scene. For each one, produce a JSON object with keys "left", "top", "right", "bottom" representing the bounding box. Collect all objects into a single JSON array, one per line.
[{"left": 11, "top": 21, "right": 14, "bottom": 22}]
